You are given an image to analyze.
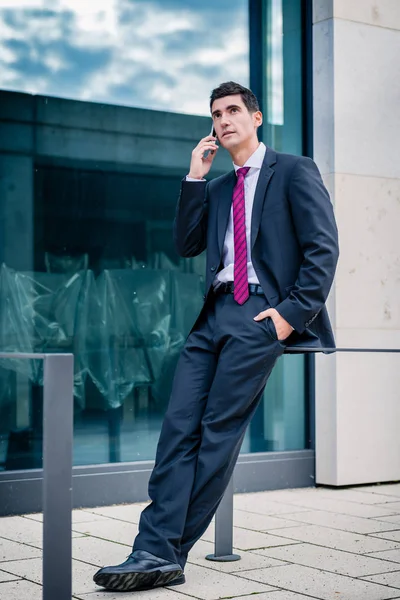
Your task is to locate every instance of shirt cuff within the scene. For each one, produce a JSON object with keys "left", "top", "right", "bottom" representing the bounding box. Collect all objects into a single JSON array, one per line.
[{"left": 185, "top": 176, "right": 206, "bottom": 181}]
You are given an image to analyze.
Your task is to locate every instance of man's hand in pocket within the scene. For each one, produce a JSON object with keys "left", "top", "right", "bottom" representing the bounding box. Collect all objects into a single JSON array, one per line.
[{"left": 253, "top": 308, "right": 294, "bottom": 341}]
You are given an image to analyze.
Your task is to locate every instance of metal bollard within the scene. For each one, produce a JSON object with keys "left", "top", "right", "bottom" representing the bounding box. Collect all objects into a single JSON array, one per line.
[
  {"left": 206, "top": 477, "right": 241, "bottom": 562},
  {"left": 42, "top": 354, "right": 74, "bottom": 600}
]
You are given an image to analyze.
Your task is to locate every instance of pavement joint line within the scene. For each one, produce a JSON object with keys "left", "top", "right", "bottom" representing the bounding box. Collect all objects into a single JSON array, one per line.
[
  {"left": 71, "top": 512, "right": 141, "bottom": 525},
  {"left": 258, "top": 520, "right": 400, "bottom": 537},
  {"left": 70, "top": 531, "right": 131, "bottom": 546},
  {"left": 0, "top": 570, "right": 44, "bottom": 588},
  {"left": 364, "top": 549, "right": 400, "bottom": 556},
  {"left": 233, "top": 543, "right": 303, "bottom": 551},
  {"left": 257, "top": 528, "right": 400, "bottom": 546},
  {"left": 0, "top": 554, "right": 41, "bottom": 564}
]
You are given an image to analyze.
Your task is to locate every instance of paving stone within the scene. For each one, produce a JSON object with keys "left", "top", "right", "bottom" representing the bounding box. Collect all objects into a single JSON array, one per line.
[
  {"left": 234, "top": 493, "right": 309, "bottom": 515},
  {"left": 72, "top": 520, "right": 138, "bottom": 546},
  {"left": 280, "top": 510, "right": 400, "bottom": 534},
  {"left": 83, "top": 504, "right": 148, "bottom": 523},
  {"left": 201, "top": 522, "right": 299, "bottom": 551},
  {"left": 188, "top": 537, "right": 216, "bottom": 561},
  {"left": 362, "top": 571, "right": 400, "bottom": 588},
  {"left": 0, "top": 538, "right": 41, "bottom": 562},
  {"left": 0, "top": 579, "right": 43, "bottom": 599},
  {"left": 374, "top": 516, "right": 400, "bottom": 526},
  {"left": 254, "top": 542, "right": 400, "bottom": 577},
  {"left": 0, "top": 517, "right": 45, "bottom": 546},
  {"left": 236, "top": 563, "right": 400, "bottom": 599},
  {"left": 310, "top": 489, "right": 400, "bottom": 506},
  {"left": 0, "top": 570, "right": 20, "bottom": 582},
  {"left": 194, "top": 549, "right": 287, "bottom": 573},
  {"left": 275, "top": 524, "right": 400, "bottom": 554},
  {"left": 374, "top": 503, "right": 400, "bottom": 512},
  {"left": 233, "top": 509, "right": 304, "bottom": 531},
  {"left": 72, "top": 536, "right": 131, "bottom": 568},
  {"left": 0, "top": 557, "right": 100, "bottom": 595},
  {"left": 361, "top": 485, "right": 400, "bottom": 499},
  {"left": 71, "top": 588, "right": 179, "bottom": 600},
  {"left": 0, "top": 515, "right": 84, "bottom": 548},
  {"left": 253, "top": 495, "right": 398, "bottom": 519},
  {"left": 174, "top": 562, "right": 277, "bottom": 599}
]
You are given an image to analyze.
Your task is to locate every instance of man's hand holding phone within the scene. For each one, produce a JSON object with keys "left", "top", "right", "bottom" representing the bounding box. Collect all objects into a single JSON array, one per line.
[{"left": 188, "top": 125, "right": 218, "bottom": 180}]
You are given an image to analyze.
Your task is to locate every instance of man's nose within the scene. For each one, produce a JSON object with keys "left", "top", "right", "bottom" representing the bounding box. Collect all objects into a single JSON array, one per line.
[{"left": 221, "top": 113, "right": 231, "bottom": 127}]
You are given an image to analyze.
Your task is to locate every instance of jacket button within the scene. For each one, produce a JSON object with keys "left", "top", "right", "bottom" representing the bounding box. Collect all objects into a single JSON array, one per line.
[{"left": 210, "top": 266, "right": 216, "bottom": 272}]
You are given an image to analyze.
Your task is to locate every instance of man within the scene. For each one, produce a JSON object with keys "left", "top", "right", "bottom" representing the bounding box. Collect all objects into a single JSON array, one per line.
[{"left": 93, "top": 81, "right": 339, "bottom": 592}]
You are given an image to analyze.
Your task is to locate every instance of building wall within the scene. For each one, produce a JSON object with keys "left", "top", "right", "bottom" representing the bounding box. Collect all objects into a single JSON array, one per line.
[{"left": 313, "top": 0, "right": 400, "bottom": 485}]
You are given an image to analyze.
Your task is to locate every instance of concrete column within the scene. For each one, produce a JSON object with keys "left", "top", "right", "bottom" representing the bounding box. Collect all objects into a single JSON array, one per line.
[{"left": 313, "top": 0, "right": 400, "bottom": 485}]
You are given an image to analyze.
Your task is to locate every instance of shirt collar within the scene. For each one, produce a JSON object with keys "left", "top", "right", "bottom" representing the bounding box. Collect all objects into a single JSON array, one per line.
[{"left": 233, "top": 142, "right": 266, "bottom": 173}]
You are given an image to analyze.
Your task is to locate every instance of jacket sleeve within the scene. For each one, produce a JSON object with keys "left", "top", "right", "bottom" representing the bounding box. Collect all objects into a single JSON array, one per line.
[
  {"left": 274, "top": 157, "right": 339, "bottom": 334},
  {"left": 173, "top": 179, "right": 209, "bottom": 258}
]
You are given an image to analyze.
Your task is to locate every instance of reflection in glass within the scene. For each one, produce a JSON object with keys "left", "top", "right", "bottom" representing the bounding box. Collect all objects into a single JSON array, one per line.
[
  {"left": 0, "top": 0, "right": 249, "bottom": 116},
  {"left": 263, "top": 0, "right": 303, "bottom": 155}
]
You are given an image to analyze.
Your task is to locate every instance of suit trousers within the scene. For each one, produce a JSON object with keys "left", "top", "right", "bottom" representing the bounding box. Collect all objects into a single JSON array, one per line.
[{"left": 133, "top": 290, "right": 286, "bottom": 568}]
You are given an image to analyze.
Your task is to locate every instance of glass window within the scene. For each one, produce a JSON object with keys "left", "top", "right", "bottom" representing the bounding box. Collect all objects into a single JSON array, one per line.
[
  {"left": 243, "top": 0, "right": 307, "bottom": 454},
  {"left": 0, "top": 0, "right": 307, "bottom": 473},
  {"left": 263, "top": 0, "right": 304, "bottom": 155}
]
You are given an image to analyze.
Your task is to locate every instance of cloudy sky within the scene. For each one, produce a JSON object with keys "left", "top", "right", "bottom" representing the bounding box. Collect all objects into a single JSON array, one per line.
[{"left": 0, "top": 0, "right": 250, "bottom": 115}]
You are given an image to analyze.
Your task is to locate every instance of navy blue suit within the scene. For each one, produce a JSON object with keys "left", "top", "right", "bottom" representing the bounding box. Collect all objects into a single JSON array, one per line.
[{"left": 133, "top": 148, "right": 339, "bottom": 567}]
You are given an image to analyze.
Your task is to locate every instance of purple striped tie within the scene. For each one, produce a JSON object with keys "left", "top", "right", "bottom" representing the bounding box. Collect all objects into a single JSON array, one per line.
[{"left": 233, "top": 166, "right": 250, "bottom": 305}]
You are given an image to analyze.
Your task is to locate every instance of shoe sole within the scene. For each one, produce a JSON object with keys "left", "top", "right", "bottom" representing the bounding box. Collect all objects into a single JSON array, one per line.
[
  {"left": 166, "top": 573, "right": 186, "bottom": 586},
  {"left": 93, "top": 566, "right": 183, "bottom": 592}
]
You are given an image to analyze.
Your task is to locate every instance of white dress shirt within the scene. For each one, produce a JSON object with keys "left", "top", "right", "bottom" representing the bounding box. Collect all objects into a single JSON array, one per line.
[
  {"left": 216, "top": 142, "right": 266, "bottom": 285},
  {"left": 186, "top": 142, "right": 266, "bottom": 286}
]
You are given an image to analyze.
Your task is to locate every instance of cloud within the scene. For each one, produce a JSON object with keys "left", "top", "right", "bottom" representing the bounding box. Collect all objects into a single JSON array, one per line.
[{"left": 0, "top": 0, "right": 250, "bottom": 115}]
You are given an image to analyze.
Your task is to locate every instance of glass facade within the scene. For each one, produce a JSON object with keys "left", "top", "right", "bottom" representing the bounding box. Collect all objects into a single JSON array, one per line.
[{"left": 0, "top": 0, "right": 307, "bottom": 473}]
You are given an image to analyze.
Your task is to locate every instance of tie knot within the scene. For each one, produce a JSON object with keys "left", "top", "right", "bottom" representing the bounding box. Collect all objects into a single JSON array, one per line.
[{"left": 236, "top": 166, "right": 250, "bottom": 180}]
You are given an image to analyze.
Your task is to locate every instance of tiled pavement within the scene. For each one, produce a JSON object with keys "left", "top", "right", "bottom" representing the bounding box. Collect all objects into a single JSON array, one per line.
[{"left": 2, "top": 485, "right": 400, "bottom": 599}]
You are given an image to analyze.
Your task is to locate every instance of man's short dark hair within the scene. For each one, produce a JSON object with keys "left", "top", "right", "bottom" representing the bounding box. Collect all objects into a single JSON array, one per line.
[{"left": 210, "top": 81, "right": 260, "bottom": 113}]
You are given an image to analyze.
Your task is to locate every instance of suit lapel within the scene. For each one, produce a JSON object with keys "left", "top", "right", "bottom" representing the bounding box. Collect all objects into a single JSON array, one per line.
[
  {"left": 217, "top": 170, "right": 236, "bottom": 256},
  {"left": 250, "top": 147, "right": 277, "bottom": 249}
]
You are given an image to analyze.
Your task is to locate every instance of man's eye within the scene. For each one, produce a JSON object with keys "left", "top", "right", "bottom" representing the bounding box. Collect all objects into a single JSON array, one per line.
[{"left": 231, "top": 108, "right": 238, "bottom": 113}]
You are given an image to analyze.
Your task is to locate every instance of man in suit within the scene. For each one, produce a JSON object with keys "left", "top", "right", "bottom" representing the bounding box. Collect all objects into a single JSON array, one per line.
[{"left": 94, "top": 81, "right": 339, "bottom": 592}]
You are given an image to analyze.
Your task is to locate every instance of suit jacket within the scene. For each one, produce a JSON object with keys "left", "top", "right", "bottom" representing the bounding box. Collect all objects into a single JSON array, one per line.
[{"left": 173, "top": 147, "right": 339, "bottom": 352}]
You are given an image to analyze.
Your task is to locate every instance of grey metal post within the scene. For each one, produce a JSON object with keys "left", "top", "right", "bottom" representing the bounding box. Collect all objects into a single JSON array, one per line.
[
  {"left": 206, "top": 477, "right": 240, "bottom": 562},
  {"left": 42, "top": 354, "right": 74, "bottom": 600}
]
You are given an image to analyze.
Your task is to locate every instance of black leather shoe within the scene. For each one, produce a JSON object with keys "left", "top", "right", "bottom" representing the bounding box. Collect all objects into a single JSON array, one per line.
[{"left": 93, "top": 549, "right": 183, "bottom": 592}]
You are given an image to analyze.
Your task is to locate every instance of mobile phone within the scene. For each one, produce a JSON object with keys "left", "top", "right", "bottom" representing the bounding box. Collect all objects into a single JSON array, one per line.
[{"left": 204, "top": 122, "right": 218, "bottom": 159}]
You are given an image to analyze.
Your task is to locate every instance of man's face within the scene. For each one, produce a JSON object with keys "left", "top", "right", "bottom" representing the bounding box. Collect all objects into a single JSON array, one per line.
[{"left": 211, "top": 94, "right": 262, "bottom": 151}]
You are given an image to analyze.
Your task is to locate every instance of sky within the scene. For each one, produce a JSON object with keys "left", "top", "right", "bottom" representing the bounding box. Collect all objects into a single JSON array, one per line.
[{"left": 0, "top": 0, "right": 250, "bottom": 116}]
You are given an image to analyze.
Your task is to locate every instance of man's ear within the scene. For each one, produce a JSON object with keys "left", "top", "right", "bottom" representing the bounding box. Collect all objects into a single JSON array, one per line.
[{"left": 253, "top": 110, "right": 263, "bottom": 128}]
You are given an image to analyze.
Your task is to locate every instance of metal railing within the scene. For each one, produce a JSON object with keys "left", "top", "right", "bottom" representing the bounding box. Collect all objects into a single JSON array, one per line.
[
  {"left": 0, "top": 353, "right": 74, "bottom": 600},
  {"left": 208, "top": 346, "right": 400, "bottom": 562},
  {"left": 2, "top": 346, "right": 399, "bottom": 590}
]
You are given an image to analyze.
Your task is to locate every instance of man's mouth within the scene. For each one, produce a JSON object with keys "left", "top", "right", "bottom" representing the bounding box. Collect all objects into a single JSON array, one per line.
[{"left": 222, "top": 131, "right": 235, "bottom": 137}]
